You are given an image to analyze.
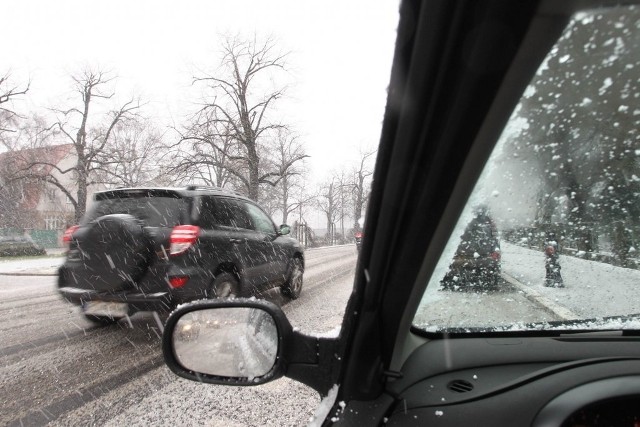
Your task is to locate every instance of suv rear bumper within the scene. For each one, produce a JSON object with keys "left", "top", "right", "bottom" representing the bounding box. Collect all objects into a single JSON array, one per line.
[
  {"left": 57, "top": 261, "right": 211, "bottom": 312},
  {"left": 59, "top": 286, "right": 173, "bottom": 313}
]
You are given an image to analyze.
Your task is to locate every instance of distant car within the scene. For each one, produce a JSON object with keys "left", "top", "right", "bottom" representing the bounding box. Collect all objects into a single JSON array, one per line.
[
  {"left": 354, "top": 230, "right": 363, "bottom": 251},
  {"left": 354, "top": 216, "right": 365, "bottom": 251},
  {"left": 441, "top": 210, "right": 501, "bottom": 290},
  {"left": 58, "top": 186, "right": 304, "bottom": 325},
  {"left": 0, "top": 236, "right": 46, "bottom": 257}
]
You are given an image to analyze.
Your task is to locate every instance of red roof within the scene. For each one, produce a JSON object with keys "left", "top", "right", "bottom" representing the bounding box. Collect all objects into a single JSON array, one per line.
[{"left": 0, "top": 144, "right": 75, "bottom": 209}]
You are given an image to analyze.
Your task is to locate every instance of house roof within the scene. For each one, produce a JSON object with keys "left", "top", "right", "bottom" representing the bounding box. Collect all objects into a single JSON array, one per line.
[
  {"left": 0, "top": 144, "right": 75, "bottom": 209},
  {"left": 0, "top": 144, "right": 74, "bottom": 173}
]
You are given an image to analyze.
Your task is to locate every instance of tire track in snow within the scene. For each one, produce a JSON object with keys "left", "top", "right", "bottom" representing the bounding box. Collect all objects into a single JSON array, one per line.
[
  {"left": 1, "top": 317, "right": 165, "bottom": 426},
  {"left": 0, "top": 327, "right": 99, "bottom": 358},
  {"left": 5, "top": 354, "right": 164, "bottom": 427}
]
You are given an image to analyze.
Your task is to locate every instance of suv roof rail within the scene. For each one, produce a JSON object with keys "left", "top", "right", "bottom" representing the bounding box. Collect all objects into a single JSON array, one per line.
[{"left": 184, "top": 185, "right": 244, "bottom": 197}]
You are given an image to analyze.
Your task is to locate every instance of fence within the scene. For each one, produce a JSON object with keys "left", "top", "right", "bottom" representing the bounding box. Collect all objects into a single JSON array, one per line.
[{"left": 0, "top": 228, "right": 61, "bottom": 248}]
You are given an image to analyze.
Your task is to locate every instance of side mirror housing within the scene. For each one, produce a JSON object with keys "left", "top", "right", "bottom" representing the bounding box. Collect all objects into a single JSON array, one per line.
[{"left": 162, "top": 298, "right": 338, "bottom": 395}]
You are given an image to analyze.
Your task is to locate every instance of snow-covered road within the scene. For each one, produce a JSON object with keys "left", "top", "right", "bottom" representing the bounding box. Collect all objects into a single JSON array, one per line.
[
  {"left": 0, "top": 245, "right": 357, "bottom": 427},
  {"left": 2, "top": 242, "right": 638, "bottom": 425}
]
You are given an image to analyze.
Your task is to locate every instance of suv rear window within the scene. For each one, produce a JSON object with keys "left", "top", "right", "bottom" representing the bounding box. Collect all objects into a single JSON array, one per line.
[{"left": 83, "top": 194, "right": 186, "bottom": 227}]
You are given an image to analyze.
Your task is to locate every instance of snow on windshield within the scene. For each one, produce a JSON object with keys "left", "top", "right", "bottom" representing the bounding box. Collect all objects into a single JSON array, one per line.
[{"left": 414, "top": 6, "right": 640, "bottom": 333}]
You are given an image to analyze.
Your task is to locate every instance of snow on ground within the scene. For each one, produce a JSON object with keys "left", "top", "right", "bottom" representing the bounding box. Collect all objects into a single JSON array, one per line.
[
  {"left": 1, "top": 246, "right": 359, "bottom": 427},
  {"left": 0, "top": 254, "right": 64, "bottom": 274},
  {"left": 502, "top": 242, "right": 640, "bottom": 319},
  {"left": 416, "top": 241, "right": 640, "bottom": 331}
]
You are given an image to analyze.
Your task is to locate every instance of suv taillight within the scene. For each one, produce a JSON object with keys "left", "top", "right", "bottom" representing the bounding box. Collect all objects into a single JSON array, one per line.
[
  {"left": 170, "top": 225, "right": 200, "bottom": 255},
  {"left": 63, "top": 225, "right": 79, "bottom": 248}
]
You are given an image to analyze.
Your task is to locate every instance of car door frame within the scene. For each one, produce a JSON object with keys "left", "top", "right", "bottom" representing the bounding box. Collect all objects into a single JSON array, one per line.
[{"left": 334, "top": 0, "right": 581, "bottom": 403}]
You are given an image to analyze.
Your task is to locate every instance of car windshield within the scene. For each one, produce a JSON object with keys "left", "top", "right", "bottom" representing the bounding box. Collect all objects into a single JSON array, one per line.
[{"left": 413, "top": 6, "right": 640, "bottom": 334}]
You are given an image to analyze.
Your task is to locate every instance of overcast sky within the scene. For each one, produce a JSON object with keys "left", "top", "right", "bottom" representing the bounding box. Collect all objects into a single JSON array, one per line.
[{"left": 4, "top": 0, "right": 399, "bottom": 188}]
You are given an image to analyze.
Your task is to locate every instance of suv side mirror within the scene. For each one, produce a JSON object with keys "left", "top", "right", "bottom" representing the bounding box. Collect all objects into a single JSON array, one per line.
[
  {"left": 279, "top": 224, "right": 291, "bottom": 235},
  {"left": 162, "top": 299, "right": 337, "bottom": 396}
]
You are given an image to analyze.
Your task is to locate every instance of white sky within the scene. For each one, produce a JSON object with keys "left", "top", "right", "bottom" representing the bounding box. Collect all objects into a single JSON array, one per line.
[{"left": 3, "top": 0, "right": 399, "bottom": 188}]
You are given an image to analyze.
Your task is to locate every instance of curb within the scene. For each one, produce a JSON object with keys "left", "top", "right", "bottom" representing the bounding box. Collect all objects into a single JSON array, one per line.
[
  {"left": 501, "top": 272, "right": 579, "bottom": 321},
  {"left": 0, "top": 270, "right": 58, "bottom": 276}
]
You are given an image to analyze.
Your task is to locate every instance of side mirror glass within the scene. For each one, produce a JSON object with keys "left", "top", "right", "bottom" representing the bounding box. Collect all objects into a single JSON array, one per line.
[
  {"left": 173, "top": 307, "right": 278, "bottom": 378},
  {"left": 279, "top": 224, "right": 291, "bottom": 235},
  {"left": 163, "top": 299, "right": 291, "bottom": 386}
]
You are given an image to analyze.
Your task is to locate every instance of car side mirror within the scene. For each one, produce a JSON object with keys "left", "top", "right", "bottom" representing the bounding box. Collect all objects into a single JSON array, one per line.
[
  {"left": 162, "top": 299, "right": 338, "bottom": 396},
  {"left": 163, "top": 299, "right": 289, "bottom": 385},
  {"left": 279, "top": 224, "right": 291, "bottom": 235}
]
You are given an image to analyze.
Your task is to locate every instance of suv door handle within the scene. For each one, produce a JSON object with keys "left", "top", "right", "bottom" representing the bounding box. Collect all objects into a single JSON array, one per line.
[{"left": 229, "top": 238, "right": 242, "bottom": 244}]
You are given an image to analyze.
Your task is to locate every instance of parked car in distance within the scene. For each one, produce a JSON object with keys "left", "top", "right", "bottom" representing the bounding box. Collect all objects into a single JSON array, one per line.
[
  {"left": 58, "top": 185, "right": 304, "bottom": 325},
  {"left": 354, "top": 230, "right": 363, "bottom": 251},
  {"left": 354, "top": 216, "right": 365, "bottom": 251},
  {"left": 0, "top": 235, "right": 46, "bottom": 257},
  {"left": 441, "top": 207, "right": 501, "bottom": 290}
]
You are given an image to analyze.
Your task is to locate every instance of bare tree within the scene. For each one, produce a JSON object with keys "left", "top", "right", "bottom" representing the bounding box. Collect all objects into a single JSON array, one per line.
[
  {"left": 0, "top": 154, "right": 39, "bottom": 229},
  {"left": 351, "top": 149, "right": 376, "bottom": 230},
  {"left": 0, "top": 72, "right": 30, "bottom": 143},
  {"left": 335, "top": 170, "right": 355, "bottom": 238},
  {"left": 6, "top": 68, "right": 141, "bottom": 223},
  {"left": 317, "top": 178, "right": 342, "bottom": 239},
  {"left": 171, "top": 110, "right": 238, "bottom": 188},
  {"left": 181, "top": 35, "right": 297, "bottom": 200},
  {"left": 53, "top": 68, "right": 141, "bottom": 221},
  {"left": 262, "top": 129, "right": 310, "bottom": 224},
  {"left": 93, "top": 119, "right": 167, "bottom": 187}
]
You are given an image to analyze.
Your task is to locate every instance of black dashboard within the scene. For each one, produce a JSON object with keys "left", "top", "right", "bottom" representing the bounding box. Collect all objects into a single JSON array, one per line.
[{"left": 383, "top": 336, "right": 640, "bottom": 426}]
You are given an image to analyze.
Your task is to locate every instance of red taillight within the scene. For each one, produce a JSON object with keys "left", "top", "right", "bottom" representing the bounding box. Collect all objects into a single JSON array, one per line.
[
  {"left": 170, "top": 225, "right": 200, "bottom": 255},
  {"left": 354, "top": 231, "right": 363, "bottom": 238},
  {"left": 63, "top": 225, "right": 79, "bottom": 247},
  {"left": 169, "top": 276, "right": 189, "bottom": 288},
  {"left": 491, "top": 250, "right": 501, "bottom": 261}
]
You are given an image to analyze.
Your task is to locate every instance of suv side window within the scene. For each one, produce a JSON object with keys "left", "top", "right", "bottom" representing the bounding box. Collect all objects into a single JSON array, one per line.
[
  {"left": 198, "top": 196, "right": 235, "bottom": 229},
  {"left": 224, "top": 198, "right": 253, "bottom": 230},
  {"left": 198, "top": 196, "right": 253, "bottom": 230},
  {"left": 242, "top": 202, "right": 276, "bottom": 235}
]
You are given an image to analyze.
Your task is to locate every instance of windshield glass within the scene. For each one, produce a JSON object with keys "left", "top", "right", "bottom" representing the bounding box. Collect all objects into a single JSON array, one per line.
[{"left": 414, "top": 6, "right": 640, "bottom": 333}]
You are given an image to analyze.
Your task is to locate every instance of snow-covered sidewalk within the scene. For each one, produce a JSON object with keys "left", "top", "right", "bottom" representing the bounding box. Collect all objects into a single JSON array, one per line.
[
  {"left": 502, "top": 242, "right": 640, "bottom": 319},
  {"left": 0, "top": 255, "right": 64, "bottom": 276}
]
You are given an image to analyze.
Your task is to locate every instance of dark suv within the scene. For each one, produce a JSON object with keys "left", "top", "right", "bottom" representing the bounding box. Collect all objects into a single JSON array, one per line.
[{"left": 58, "top": 186, "right": 304, "bottom": 325}]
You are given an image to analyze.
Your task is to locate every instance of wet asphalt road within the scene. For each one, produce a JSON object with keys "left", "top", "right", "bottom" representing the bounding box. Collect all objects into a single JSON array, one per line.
[{"left": 0, "top": 245, "right": 357, "bottom": 427}]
